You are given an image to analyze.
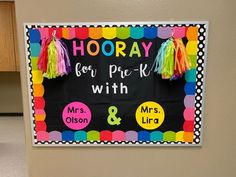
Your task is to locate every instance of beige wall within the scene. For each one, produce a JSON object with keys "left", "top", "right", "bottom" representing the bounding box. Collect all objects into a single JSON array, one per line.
[
  {"left": 0, "top": 72, "right": 22, "bottom": 112},
  {"left": 15, "top": 0, "right": 236, "bottom": 177}
]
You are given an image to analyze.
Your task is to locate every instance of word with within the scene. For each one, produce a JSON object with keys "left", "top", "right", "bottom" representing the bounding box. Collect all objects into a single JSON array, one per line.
[
  {"left": 92, "top": 82, "right": 128, "bottom": 94},
  {"left": 107, "top": 106, "right": 121, "bottom": 125}
]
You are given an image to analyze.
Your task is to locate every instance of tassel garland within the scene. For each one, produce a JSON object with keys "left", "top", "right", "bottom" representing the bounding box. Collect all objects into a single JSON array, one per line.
[
  {"left": 37, "top": 32, "right": 71, "bottom": 79},
  {"left": 152, "top": 38, "right": 191, "bottom": 80}
]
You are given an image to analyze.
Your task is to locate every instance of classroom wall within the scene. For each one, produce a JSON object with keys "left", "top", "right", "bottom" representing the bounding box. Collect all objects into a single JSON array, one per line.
[
  {"left": 0, "top": 73, "right": 22, "bottom": 113},
  {"left": 15, "top": 0, "right": 236, "bottom": 177}
]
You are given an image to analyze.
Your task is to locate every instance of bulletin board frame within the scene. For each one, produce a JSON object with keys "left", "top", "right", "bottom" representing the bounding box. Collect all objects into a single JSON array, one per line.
[{"left": 24, "top": 21, "right": 209, "bottom": 146}]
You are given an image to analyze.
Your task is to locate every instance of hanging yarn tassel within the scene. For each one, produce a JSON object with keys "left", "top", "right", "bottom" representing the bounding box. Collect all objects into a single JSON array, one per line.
[
  {"left": 60, "top": 40, "right": 72, "bottom": 74},
  {"left": 55, "top": 40, "right": 67, "bottom": 76},
  {"left": 151, "top": 38, "right": 175, "bottom": 79},
  {"left": 37, "top": 30, "right": 71, "bottom": 79},
  {"left": 173, "top": 38, "right": 191, "bottom": 79},
  {"left": 152, "top": 36, "right": 191, "bottom": 80},
  {"left": 37, "top": 38, "right": 51, "bottom": 73},
  {"left": 151, "top": 39, "right": 170, "bottom": 75},
  {"left": 45, "top": 39, "right": 58, "bottom": 79},
  {"left": 161, "top": 39, "right": 175, "bottom": 79}
]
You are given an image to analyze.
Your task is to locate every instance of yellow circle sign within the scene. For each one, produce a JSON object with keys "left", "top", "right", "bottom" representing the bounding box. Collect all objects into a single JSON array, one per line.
[{"left": 135, "top": 101, "right": 165, "bottom": 130}]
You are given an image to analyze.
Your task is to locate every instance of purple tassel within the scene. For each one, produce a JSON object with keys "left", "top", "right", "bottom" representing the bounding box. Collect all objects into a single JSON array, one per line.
[{"left": 60, "top": 40, "right": 72, "bottom": 74}]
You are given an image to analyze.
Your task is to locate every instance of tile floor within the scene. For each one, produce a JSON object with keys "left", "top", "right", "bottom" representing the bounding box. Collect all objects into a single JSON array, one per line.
[{"left": 0, "top": 117, "right": 27, "bottom": 177}]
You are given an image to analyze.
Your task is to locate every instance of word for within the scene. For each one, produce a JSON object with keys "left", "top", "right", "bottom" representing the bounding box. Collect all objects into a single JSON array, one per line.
[
  {"left": 107, "top": 106, "right": 121, "bottom": 125},
  {"left": 73, "top": 40, "right": 152, "bottom": 58},
  {"left": 75, "top": 62, "right": 97, "bottom": 77}
]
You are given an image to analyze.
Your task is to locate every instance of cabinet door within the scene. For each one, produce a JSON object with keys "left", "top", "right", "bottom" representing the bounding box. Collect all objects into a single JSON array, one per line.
[
  {"left": 11, "top": 3, "right": 20, "bottom": 71},
  {"left": 0, "top": 2, "right": 16, "bottom": 71}
]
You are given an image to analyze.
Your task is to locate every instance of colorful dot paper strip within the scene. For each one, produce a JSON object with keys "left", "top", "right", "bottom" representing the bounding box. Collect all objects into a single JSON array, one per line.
[{"left": 29, "top": 26, "right": 200, "bottom": 40}]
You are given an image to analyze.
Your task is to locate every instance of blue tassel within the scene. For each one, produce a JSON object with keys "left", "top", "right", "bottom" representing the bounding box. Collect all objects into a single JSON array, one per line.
[{"left": 151, "top": 39, "right": 170, "bottom": 74}]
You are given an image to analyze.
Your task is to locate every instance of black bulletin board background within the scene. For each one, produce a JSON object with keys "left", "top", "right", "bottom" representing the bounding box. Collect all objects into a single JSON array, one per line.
[{"left": 43, "top": 37, "right": 188, "bottom": 132}]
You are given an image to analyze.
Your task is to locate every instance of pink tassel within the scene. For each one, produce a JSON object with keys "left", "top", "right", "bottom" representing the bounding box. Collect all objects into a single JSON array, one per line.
[{"left": 55, "top": 40, "right": 67, "bottom": 76}]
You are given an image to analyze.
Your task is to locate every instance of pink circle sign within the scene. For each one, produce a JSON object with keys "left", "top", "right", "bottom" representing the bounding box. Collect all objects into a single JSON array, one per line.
[{"left": 62, "top": 102, "right": 91, "bottom": 130}]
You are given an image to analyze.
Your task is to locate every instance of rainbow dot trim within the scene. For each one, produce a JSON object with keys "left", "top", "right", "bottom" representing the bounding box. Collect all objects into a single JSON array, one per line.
[
  {"left": 30, "top": 26, "right": 192, "bottom": 41},
  {"left": 36, "top": 130, "right": 194, "bottom": 142}
]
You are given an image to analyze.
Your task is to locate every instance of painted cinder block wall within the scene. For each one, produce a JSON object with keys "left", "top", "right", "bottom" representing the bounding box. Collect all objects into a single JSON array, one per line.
[{"left": 15, "top": 0, "right": 236, "bottom": 177}]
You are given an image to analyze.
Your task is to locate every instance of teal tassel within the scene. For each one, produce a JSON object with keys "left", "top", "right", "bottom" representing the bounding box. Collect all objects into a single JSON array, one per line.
[{"left": 151, "top": 39, "right": 170, "bottom": 74}]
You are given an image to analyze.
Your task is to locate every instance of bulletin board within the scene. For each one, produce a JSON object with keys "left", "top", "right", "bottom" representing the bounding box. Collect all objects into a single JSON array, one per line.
[{"left": 24, "top": 22, "right": 208, "bottom": 146}]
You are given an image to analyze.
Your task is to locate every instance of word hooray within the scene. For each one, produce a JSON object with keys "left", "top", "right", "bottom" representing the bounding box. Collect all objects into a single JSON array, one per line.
[{"left": 72, "top": 40, "right": 152, "bottom": 58}]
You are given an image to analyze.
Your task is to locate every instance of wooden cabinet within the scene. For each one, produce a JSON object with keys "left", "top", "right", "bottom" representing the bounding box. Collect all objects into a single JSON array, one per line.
[{"left": 0, "top": 2, "right": 19, "bottom": 71}]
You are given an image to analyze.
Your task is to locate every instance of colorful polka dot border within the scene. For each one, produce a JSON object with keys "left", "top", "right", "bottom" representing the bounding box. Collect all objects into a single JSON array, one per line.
[
  {"left": 25, "top": 22, "right": 208, "bottom": 146},
  {"left": 29, "top": 26, "right": 195, "bottom": 40},
  {"left": 36, "top": 130, "right": 194, "bottom": 142}
]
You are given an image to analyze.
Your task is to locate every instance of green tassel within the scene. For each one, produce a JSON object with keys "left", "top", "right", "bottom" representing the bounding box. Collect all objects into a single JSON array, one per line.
[
  {"left": 161, "top": 39, "right": 175, "bottom": 79},
  {"left": 44, "top": 40, "right": 57, "bottom": 79}
]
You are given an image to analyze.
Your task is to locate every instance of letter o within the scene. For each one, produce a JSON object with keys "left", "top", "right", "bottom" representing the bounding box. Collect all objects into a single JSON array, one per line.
[
  {"left": 66, "top": 117, "right": 72, "bottom": 123},
  {"left": 101, "top": 41, "right": 115, "bottom": 56},
  {"left": 87, "top": 40, "right": 100, "bottom": 56}
]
